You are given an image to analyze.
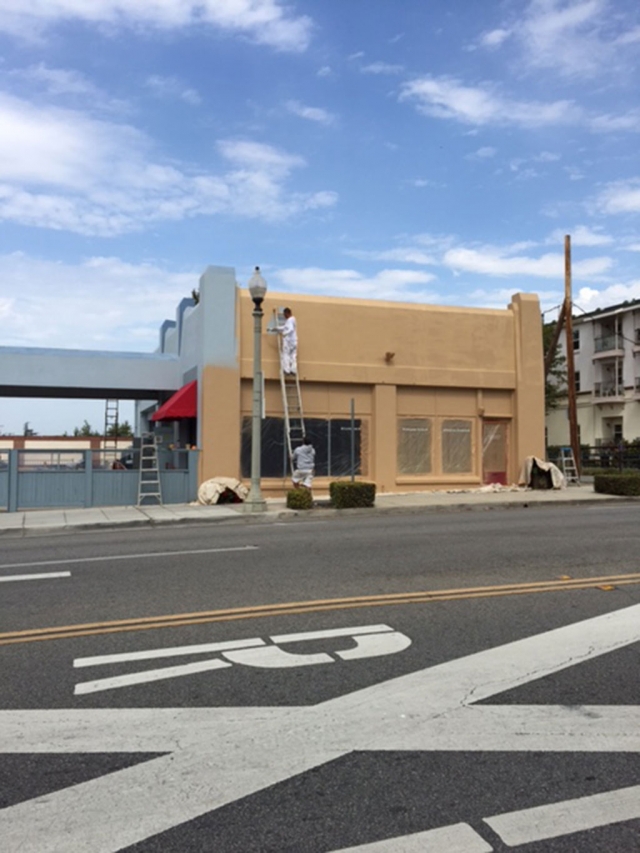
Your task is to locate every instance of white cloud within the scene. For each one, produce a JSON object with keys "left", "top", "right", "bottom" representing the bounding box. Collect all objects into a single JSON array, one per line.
[
  {"left": 145, "top": 75, "right": 201, "bottom": 106},
  {"left": 274, "top": 267, "right": 438, "bottom": 302},
  {"left": 317, "top": 66, "right": 332, "bottom": 78},
  {"left": 443, "top": 245, "right": 612, "bottom": 278},
  {"left": 0, "top": 94, "right": 337, "bottom": 235},
  {"left": 483, "top": 0, "right": 640, "bottom": 78},
  {"left": 547, "top": 224, "right": 613, "bottom": 246},
  {"left": 285, "top": 100, "right": 335, "bottom": 125},
  {"left": 576, "top": 279, "right": 640, "bottom": 312},
  {"left": 467, "top": 146, "right": 497, "bottom": 159},
  {"left": 589, "top": 111, "right": 640, "bottom": 132},
  {"left": 565, "top": 165, "right": 585, "bottom": 181},
  {"left": 593, "top": 179, "right": 640, "bottom": 215},
  {"left": 535, "top": 151, "right": 561, "bottom": 162},
  {"left": 361, "top": 62, "right": 404, "bottom": 75},
  {"left": 400, "top": 76, "right": 580, "bottom": 128},
  {"left": 479, "top": 28, "right": 511, "bottom": 48},
  {"left": 400, "top": 73, "right": 640, "bottom": 133},
  {"left": 13, "top": 63, "right": 99, "bottom": 97},
  {"left": 0, "top": 0, "right": 313, "bottom": 52},
  {"left": 0, "top": 251, "right": 195, "bottom": 349},
  {"left": 345, "top": 248, "right": 438, "bottom": 265}
]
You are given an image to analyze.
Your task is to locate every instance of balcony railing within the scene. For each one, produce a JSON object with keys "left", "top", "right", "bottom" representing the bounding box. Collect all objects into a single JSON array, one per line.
[
  {"left": 594, "top": 382, "right": 625, "bottom": 398},
  {"left": 594, "top": 333, "right": 624, "bottom": 353}
]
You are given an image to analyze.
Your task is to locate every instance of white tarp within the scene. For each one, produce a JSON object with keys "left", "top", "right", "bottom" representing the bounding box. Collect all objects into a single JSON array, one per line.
[
  {"left": 197, "top": 477, "right": 248, "bottom": 505},
  {"left": 518, "top": 456, "right": 566, "bottom": 490}
]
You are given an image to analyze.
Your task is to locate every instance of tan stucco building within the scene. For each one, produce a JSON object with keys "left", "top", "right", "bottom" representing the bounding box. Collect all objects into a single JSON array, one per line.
[{"left": 172, "top": 267, "right": 545, "bottom": 496}]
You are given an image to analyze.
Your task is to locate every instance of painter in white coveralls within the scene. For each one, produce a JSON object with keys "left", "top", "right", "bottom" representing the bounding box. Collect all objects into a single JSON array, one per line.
[
  {"left": 292, "top": 436, "right": 315, "bottom": 490},
  {"left": 278, "top": 307, "right": 297, "bottom": 375}
]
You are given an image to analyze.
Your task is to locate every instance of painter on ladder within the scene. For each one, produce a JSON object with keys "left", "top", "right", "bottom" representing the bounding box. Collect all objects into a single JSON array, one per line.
[
  {"left": 278, "top": 307, "right": 297, "bottom": 375},
  {"left": 292, "top": 436, "right": 315, "bottom": 491}
]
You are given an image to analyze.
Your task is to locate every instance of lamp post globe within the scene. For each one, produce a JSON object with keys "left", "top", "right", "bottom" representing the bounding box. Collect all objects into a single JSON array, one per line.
[{"left": 245, "top": 266, "right": 268, "bottom": 513}]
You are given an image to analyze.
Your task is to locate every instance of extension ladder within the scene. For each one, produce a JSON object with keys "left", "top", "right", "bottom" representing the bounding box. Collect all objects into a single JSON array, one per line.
[
  {"left": 559, "top": 446, "right": 580, "bottom": 485},
  {"left": 273, "top": 309, "right": 305, "bottom": 469},
  {"left": 103, "top": 399, "right": 119, "bottom": 465},
  {"left": 137, "top": 432, "right": 163, "bottom": 505}
]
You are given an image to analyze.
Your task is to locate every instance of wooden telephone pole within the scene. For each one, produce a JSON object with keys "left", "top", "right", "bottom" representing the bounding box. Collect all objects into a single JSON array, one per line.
[{"left": 564, "top": 235, "right": 581, "bottom": 474}]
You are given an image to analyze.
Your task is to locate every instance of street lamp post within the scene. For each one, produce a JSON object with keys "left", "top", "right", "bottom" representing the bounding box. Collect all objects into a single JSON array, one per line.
[{"left": 244, "top": 266, "right": 268, "bottom": 513}]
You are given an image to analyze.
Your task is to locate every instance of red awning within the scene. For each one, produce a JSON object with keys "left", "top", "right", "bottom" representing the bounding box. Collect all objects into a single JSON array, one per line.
[{"left": 151, "top": 380, "right": 197, "bottom": 421}]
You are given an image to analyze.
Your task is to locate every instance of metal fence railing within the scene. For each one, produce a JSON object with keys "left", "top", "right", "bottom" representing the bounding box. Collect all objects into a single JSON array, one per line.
[
  {"left": 0, "top": 448, "right": 199, "bottom": 512},
  {"left": 548, "top": 444, "right": 640, "bottom": 473}
]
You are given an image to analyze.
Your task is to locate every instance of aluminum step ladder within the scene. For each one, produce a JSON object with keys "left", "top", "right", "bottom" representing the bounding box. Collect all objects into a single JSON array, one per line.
[
  {"left": 137, "top": 432, "right": 163, "bottom": 505},
  {"left": 559, "top": 446, "right": 580, "bottom": 485},
  {"left": 273, "top": 309, "right": 305, "bottom": 469}
]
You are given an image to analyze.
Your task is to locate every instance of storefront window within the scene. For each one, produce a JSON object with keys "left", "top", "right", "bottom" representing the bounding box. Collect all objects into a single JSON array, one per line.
[
  {"left": 442, "top": 419, "right": 473, "bottom": 473},
  {"left": 397, "top": 418, "right": 432, "bottom": 475},
  {"left": 241, "top": 417, "right": 362, "bottom": 477}
]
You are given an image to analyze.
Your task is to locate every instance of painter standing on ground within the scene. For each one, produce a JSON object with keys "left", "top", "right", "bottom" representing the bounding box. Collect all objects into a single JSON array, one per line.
[
  {"left": 278, "top": 307, "right": 297, "bottom": 375},
  {"left": 292, "top": 436, "right": 315, "bottom": 491}
]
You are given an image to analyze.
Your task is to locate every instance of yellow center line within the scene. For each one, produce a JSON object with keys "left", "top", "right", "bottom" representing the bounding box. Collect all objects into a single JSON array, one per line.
[{"left": 1, "top": 572, "right": 639, "bottom": 647}]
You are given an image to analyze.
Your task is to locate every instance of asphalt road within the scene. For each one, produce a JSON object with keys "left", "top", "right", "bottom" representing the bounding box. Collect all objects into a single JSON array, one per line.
[{"left": 1, "top": 504, "right": 639, "bottom": 852}]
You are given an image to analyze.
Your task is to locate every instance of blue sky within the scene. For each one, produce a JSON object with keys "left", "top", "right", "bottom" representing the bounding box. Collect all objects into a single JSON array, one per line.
[{"left": 1, "top": 0, "right": 639, "bottom": 434}]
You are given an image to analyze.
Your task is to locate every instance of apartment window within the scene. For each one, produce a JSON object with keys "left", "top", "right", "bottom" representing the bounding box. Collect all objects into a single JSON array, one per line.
[
  {"left": 397, "top": 418, "right": 432, "bottom": 475},
  {"left": 575, "top": 371, "right": 581, "bottom": 392},
  {"left": 442, "top": 419, "right": 473, "bottom": 474},
  {"left": 573, "top": 329, "right": 580, "bottom": 350}
]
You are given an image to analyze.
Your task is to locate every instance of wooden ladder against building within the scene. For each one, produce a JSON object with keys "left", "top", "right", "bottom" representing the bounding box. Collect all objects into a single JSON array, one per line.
[
  {"left": 559, "top": 446, "right": 580, "bottom": 485},
  {"left": 103, "top": 399, "right": 119, "bottom": 465},
  {"left": 137, "top": 432, "right": 163, "bottom": 505},
  {"left": 273, "top": 309, "right": 306, "bottom": 468}
]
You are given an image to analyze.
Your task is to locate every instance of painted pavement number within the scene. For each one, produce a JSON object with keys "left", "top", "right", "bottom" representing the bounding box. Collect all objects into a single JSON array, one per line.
[
  {"left": 0, "top": 604, "right": 639, "bottom": 852},
  {"left": 73, "top": 624, "right": 412, "bottom": 695}
]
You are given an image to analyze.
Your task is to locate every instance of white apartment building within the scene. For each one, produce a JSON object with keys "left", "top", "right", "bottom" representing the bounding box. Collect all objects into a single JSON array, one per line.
[{"left": 546, "top": 299, "right": 640, "bottom": 447}]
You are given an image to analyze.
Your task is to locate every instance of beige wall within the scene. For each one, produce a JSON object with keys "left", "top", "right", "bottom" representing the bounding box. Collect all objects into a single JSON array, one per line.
[{"left": 201, "top": 288, "right": 544, "bottom": 494}]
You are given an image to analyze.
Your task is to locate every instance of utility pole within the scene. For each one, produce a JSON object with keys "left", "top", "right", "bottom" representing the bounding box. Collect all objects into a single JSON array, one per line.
[{"left": 564, "top": 235, "right": 580, "bottom": 475}]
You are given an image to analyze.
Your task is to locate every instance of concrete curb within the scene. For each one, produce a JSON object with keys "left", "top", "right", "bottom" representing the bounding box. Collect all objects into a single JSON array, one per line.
[{"left": 2, "top": 493, "right": 635, "bottom": 537}]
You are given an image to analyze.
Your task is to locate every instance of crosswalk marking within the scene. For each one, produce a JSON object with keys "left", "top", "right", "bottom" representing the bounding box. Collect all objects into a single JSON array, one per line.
[
  {"left": 2, "top": 603, "right": 639, "bottom": 852},
  {"left": 485, "top": 783, "right": 640, "bottom": 846},
  {"left": 333, "top": 822, "right": 493, "bottom": 852}
]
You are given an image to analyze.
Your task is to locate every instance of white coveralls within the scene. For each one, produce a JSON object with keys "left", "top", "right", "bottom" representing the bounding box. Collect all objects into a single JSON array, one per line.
[
  {"left": 292, "top": 443, "right": 315, "bottom": 489},
  {"left": 279, "top": 315, "right": 298, "bottom": 374}
]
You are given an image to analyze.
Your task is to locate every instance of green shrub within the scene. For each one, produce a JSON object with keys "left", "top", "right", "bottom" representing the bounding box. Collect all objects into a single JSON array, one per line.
[
  {"left": 329, "top": 481, "right": 376, "bottom": 509},
  {"left": 594, "top": 474, "right": 640, "bottom": 496},
  {"left": 286, "top": 488, "right": 313, "bottom": 510}
]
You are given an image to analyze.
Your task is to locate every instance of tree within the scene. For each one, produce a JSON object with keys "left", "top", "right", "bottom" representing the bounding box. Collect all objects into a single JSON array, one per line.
[
  {"left": 106, "top": 420, "right": 133, "bottom": 437},
  {"left": 543, "top": 320, "right": 568, "bottom": 413},
  {"left": 73, "top": 420, "right": 100, "bottom": 437}
]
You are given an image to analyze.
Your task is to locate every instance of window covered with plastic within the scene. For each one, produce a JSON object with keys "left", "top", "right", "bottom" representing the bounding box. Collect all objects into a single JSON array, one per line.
[
  {"left": 442, "top": 419, "right": 473, "bottom": 474},
  {"left": 241, "top": 417, "right": 366, "bottom": 478},
  {"left": 397, "top": 418, "right": 432, "bottom": 475}
]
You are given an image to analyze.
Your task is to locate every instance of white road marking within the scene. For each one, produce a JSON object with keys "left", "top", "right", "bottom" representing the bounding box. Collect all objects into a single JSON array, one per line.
[
  {"left": 0, "top": 545, "right": 258, "bottom": 571},
  {"left": 223, "top": 646, "right": 334, "bottom": 667},
  {"left": 1, "top": 603, "right": 639, "bottom": 852},
  {"left": 485, "top": 783, "right": 640, "bottom": 846},
  {"left": 271, "top": 624, "right": 393, "bottom": 643},
  {"left": 333, "top": 822, "right": 493, "bottom": 852},
  {"left": 74, "top": 637, "right": 265, "bottom": 668},
  {"left": 336, "top": 631, "right": 412, "bottom": 660},
  {"left": 0, "top": 571, "right": 71, "bottom": 583},
  {"left": 74, "top": 624, "right": 412, "bottom": 687},
  {"left": 74, "top": 658, "right": 232, "bottom": 695}
]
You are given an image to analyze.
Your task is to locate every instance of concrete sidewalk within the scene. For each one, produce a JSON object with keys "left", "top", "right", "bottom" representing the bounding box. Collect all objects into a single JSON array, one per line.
[{"left": 0, "top": 483, "right": 631, "bottom": 536}]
